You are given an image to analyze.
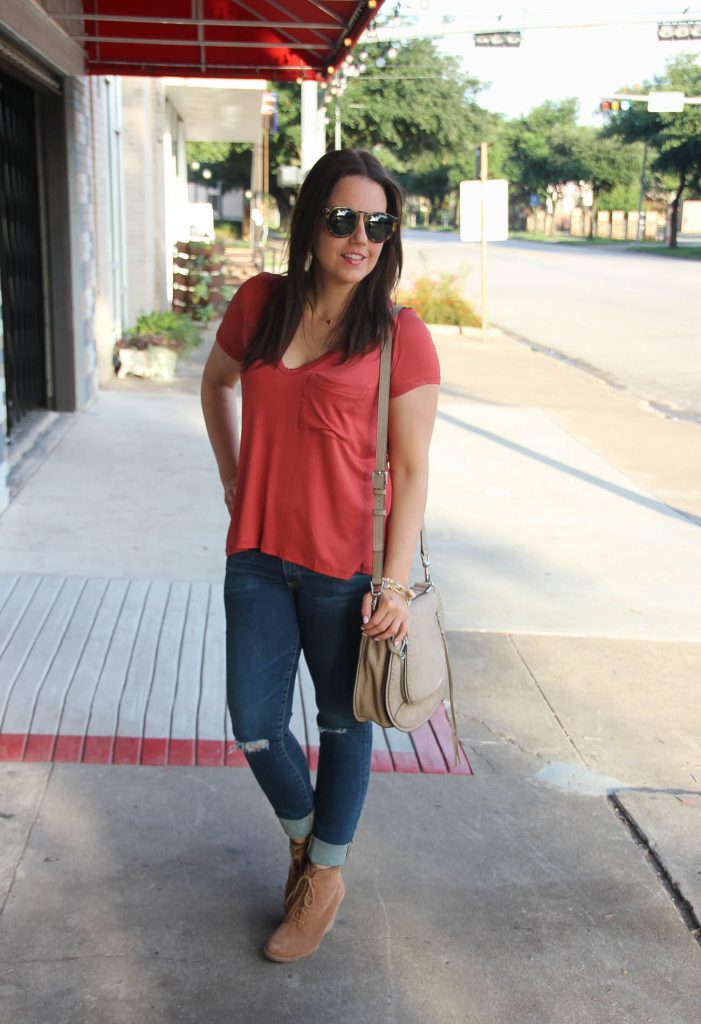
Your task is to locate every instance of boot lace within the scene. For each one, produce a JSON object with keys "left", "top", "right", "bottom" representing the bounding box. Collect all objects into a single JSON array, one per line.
[{"left": 285, "top": 869, "right": 317, "bottom": 925}]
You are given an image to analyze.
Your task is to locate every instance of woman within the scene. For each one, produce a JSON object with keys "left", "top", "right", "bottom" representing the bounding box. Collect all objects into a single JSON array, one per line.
[{"left": 201, "top": 149, "right": 439, "bottom": 962}]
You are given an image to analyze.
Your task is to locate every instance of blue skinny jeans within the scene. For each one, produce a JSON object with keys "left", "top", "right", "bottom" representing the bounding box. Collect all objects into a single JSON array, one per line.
[{"left": 224, "top": 549, "right": 373, "bottom": 867}]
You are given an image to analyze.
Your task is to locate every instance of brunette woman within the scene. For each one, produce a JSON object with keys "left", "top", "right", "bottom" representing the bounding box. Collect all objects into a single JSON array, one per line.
[{"left": 201, "top": 148, "right": 439, "bottom": 962}]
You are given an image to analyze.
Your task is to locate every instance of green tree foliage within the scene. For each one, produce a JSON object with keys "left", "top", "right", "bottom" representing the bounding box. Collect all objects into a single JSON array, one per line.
[
  {"left": 574, "top": 129, "right": 643, "bottom": 213},
  {"left": 604, "top": 54, "right": 701, "bottom": 246},
  {"left": 503, "top": 98, "right": 586, "bottom": 205},
  {"left": 186, "top": 141, "right": 252, "bottom": 193},
  {"left": 337, "top": 38, "right": 489, "bottom": 221}
]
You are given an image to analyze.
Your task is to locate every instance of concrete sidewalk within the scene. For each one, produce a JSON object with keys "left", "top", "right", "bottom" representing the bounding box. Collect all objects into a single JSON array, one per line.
[{"left": 0, "top": 323, "right": 699, "bottom": 1023}]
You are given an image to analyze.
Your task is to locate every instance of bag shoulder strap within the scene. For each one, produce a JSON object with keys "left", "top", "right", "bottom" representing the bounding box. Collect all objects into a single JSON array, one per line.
[
  {"left": 373, "top": 309, "right": 462, "bottom": 767},
  {"left": 372, "top": 306, "right": 429, "bottom": 592}
]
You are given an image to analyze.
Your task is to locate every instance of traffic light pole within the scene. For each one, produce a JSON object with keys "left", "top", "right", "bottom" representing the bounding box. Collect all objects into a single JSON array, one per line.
[{"left": 480, "top": 141, "right": 488, "bottom": 342}]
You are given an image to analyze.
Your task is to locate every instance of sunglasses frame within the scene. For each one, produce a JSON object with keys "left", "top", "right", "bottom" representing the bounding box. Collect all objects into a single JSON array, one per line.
[{"left": 321, "top": 207, "right": 399, "bottom": 243}]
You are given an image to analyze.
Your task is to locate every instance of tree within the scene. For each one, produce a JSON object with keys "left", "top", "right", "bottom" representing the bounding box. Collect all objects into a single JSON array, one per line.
[
  {"left": 604, "top": 54, "right": 701, "bottom": 246},
  {"left": 574, "top": 129, "right": 643, "bottom": 217},
  {"left": 186, "top": 141, "right": 251, "bottom": 193},
  {"left": 337, "top": 38, "right": 489, "bottom": 222},
  {"left": 503, "top": 99, "right": 586, "bottom": 208}
]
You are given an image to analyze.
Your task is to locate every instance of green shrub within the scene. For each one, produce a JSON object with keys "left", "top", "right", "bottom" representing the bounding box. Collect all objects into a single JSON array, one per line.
[
  {"left": 126, "top": 311, "right": 202, "bottom": 348},
  {"left": 399, "top": 274, "right": 481, "bottom": 327}
]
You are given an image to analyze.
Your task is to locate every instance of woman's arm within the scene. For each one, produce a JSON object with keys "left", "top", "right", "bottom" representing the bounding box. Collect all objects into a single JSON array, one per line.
[
  {"left": 200, "top": 341, "right": 242, "bottom": 514},
  {"left": 361, "top": 383, "right": 439, "bottom": 645}
]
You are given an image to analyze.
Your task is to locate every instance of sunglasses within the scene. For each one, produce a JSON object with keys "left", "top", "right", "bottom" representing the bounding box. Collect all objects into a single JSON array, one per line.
[{"left": 322, "top": 207, "right": 399, "bottom": 243}]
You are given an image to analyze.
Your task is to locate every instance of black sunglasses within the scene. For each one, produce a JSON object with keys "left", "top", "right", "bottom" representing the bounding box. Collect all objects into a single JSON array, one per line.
[{"left": 322, "top": 207, "right": 399, "bottom": 243}]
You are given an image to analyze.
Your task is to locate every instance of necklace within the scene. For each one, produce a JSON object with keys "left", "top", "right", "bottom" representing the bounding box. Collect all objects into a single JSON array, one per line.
[
  {"left": 301, "top": 301, "right": 333, "bottom": 358},
  {"left": 306, "top": 296, "right": 333, "bottom": 326}
]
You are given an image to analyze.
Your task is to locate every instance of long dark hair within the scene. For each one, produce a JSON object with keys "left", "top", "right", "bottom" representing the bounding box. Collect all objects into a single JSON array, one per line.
[{"left": 241, "top": 149, "right": 403, "bottom": 369}]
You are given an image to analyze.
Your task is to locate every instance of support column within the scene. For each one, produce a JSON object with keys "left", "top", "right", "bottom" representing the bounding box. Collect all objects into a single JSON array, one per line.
[{"left": 301, "top": 81, "right": 326, "bottom": 173}]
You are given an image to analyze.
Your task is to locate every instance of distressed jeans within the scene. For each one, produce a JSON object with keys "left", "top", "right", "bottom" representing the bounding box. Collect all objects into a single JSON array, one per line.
[{"left": 224, "top": 549, "right": 373, "bottom": 867}]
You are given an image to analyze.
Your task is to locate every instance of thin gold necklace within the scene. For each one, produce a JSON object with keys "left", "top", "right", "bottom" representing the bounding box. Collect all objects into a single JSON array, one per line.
[
  {"left": 301, "top": 303, "right": 332, "bottom": 355},
  {"left": 306, "top": 296, "right": 332, "bottom": 326}
]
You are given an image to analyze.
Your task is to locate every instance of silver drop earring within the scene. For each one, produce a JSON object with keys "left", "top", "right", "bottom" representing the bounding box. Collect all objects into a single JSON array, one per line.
[{"left": 304, "top": 250, "right": 313, "bottom": 273}]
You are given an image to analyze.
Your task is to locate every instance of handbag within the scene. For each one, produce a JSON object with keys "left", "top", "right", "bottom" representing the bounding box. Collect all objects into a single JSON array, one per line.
[{"left": 352, "top": 314, "right": 461, "bottom": 765}]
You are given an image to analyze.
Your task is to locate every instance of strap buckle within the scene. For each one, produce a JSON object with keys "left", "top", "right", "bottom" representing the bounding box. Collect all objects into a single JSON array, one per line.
[{"left": 372, "top": 469, "right": 388, "bottom": 492}]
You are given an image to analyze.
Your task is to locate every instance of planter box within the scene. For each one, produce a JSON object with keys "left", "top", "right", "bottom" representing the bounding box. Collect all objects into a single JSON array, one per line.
[{"left": 116, "top": 346, "right": 178, "bottom": 382}]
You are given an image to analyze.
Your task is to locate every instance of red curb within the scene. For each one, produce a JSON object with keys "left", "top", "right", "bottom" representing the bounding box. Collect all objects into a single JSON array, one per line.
[{"left": 0, "top": 730, "right": 472, "bottom": 776}]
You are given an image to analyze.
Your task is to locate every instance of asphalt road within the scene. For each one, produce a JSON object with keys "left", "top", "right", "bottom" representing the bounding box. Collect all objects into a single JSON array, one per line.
[{"left": 401, "top": 232, "right": 701, "bottom": 424}]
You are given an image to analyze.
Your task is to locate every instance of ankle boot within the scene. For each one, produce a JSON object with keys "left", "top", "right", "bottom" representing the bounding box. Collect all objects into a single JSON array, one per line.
[
  {"left": 264, "top": 863, "right": 345, "bottom": 963},
  {"left": 284, "top": 837, "right": 310, "bottom": 915}
]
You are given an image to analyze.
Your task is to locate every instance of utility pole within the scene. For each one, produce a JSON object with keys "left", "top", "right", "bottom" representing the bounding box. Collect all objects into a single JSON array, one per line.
[
  {"left": 335, "top": 96, "right": 342, "bottom": 150},
  {"left": 479, "top": 141, "right": 488, "bottom": 341},
  {"left": 636, "top": 138, "right": 648, "bottom": 243}
]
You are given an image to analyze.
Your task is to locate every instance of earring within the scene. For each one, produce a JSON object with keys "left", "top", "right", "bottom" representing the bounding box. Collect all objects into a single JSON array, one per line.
[{"left": 304, "top": 250, "right": 313, "bottom": 273}]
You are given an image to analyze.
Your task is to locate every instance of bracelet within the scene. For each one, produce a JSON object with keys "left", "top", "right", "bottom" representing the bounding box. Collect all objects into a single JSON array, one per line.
[{"left": 382, "top": 577, "right": 416, "bottom": 603}]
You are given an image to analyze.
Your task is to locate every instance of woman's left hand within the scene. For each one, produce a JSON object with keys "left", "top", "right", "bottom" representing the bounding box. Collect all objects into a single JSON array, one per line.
[{"left": 361, "top": 588, "right": 410, "bottom": 647}]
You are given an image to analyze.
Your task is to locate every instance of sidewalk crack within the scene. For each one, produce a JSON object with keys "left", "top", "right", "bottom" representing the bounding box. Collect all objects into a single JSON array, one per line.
[
  {"left": 0, "top": 763, "right": 55, "bottom": 919},
  {"left": 609, "top": 793, "right": 701, "bottom": 948},
  {"left": 507, "top": 635, "right": 588, "bottom": 767},
  {"left": 459, "top": 711, "right": 547, "bottom": 762}
]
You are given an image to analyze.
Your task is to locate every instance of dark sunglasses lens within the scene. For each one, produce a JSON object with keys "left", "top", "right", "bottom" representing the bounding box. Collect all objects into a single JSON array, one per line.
[
  {"left": 327, "top": 209, "right": 358, "bottom": 237},
  {"left": 366, "top": 214, "right": 396, "bottom": 242}
]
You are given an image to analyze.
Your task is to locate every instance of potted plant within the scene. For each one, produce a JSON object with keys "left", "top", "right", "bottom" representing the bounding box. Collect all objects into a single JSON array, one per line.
[{"left": 114, "top": 311, "right": 202, "bottom": 381}]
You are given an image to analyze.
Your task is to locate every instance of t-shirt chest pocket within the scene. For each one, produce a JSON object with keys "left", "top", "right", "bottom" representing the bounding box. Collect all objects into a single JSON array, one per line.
[{"left": 300, "top": 373, "right": 373, "bottom": 449}]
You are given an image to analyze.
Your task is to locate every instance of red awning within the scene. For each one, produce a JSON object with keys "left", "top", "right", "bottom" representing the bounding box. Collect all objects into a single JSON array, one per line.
[{"left": 68, "top": 1, "right": 384, "bottom": 81}]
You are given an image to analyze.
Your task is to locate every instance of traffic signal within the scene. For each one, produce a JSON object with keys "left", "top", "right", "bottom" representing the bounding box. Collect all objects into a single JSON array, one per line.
[{"left": 599, "top": 98, "right": 632, "bottom": 113}]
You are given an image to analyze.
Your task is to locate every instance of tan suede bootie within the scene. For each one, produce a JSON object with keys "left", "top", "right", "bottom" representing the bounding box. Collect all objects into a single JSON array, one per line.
[
  {"left": 264, "top": 863, "right": 345, "bottom": 963},
  {"left": 284, "top": 837, "right": 310, "bottom": 915}
]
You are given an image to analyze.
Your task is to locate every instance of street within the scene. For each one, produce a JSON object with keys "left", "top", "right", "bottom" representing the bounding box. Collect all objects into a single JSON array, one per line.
[{"left": 402, "top": 232, "right": 701, "bottom": 424}]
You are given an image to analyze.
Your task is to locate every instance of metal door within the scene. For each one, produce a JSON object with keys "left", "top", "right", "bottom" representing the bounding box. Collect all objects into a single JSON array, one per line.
[{"left": 0, "top": 69, "right": 46, "bottom": 433}]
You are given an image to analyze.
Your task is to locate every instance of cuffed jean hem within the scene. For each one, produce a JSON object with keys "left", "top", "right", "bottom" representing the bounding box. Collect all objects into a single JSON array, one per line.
[
  {"left": 279, "top": 812, "right": 314, "bottom": 841},
  {"left": 308, "top": 836, "right": 350, "bottom": 867}
]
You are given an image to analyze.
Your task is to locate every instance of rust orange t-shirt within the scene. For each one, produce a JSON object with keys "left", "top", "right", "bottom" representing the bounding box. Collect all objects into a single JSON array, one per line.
[{"left": 215, "top": 273, "right": 441, "bottom": 579}]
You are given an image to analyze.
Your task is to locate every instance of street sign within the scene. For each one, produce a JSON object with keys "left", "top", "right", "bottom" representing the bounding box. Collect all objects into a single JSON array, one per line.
[
  {"left": 647, "top": 91, "right": 685, "bottom": 113},
  {"left": 459, "top": 179, "right": 509, "bottom": 242}
]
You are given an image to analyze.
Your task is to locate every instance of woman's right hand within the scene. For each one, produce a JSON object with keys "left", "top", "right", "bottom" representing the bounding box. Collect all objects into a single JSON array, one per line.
[{"left": 222, "top": 475, "right": 237, "bottom": 515}]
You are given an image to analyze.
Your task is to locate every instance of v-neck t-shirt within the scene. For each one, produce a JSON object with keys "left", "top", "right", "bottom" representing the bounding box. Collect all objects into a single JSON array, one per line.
[{"left": 215, "top": 272, "right": 441, "bottom": 579}]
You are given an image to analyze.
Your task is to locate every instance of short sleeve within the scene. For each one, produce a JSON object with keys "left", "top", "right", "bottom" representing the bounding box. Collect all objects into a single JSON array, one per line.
[
  {"left": 389, "top": 308, "right": 441, "bottom": 398},
  {"left": 216, "top": 273, "right": 280, "bottom": 363}
]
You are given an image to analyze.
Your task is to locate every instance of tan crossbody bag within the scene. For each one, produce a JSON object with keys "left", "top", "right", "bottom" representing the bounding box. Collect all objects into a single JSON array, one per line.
[{"left": 352, "top": 311, "right": 461, "bottom": 765}]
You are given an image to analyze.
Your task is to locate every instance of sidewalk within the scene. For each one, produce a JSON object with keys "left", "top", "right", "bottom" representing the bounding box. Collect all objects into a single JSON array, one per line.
[{"left": 0, "top": 323, "right": 699, "bottom": 1023}]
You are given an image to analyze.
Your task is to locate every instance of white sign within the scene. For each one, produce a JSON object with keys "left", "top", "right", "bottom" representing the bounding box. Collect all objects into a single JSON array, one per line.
[
  {"left": 459, "top": 179, "right": 509, "bottom": 242},
  {"left": 277, "top": 165, "right": 304, "bottom": 188},
  {"left": 647, "top": 91, "right": 685, "bottom": 113}
]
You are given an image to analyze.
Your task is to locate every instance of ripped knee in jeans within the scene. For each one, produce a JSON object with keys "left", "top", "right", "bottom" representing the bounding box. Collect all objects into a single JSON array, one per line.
[{"left": 234, "top": 738, "right": 270, "bottom": 753}]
